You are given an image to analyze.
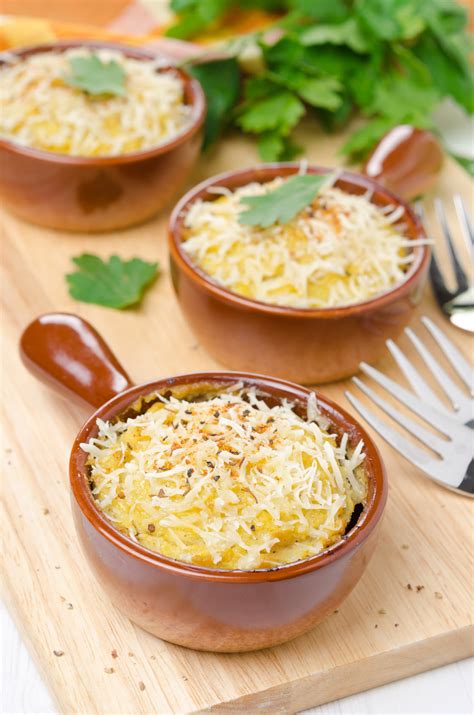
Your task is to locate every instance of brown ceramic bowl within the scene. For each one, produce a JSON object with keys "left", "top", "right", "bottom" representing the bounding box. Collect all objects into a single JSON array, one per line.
[
  {"left": 169, "top": 163, "right": 430, "bottom": 384},
  {"left": 0, "top": 41, "right": 205, "bottom": 232},
  {"left": 20, "top": 312, "right": 387, "bottom": 652}
]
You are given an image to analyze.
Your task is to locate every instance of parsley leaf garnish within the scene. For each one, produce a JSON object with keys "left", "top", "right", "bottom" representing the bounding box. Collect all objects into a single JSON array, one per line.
[
  {"left": 66, "top": 254, "right": 158, "bottom": 309},
  {"left": 64, "top": 55, "right": 126, "bottom": 97},
  {"left": 239, "top": 173, "right": 334, "bottom": 228}
]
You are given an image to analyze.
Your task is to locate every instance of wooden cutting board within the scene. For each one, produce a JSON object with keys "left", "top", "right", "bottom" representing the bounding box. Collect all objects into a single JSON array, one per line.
[{"left": 2, "top": 125, "right": 473, "bottom": 714}]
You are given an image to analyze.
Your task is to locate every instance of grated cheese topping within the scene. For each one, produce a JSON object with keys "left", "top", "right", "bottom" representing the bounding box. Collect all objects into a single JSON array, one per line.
[
  {"left": 0, "top": 48, "right": 191, "bottom": 157},
  {"left": 181, "top": 179, "right": 428, "bottom": 309},
  {"left": 81, "top": 384, "right": 367, "bottom": 570}
]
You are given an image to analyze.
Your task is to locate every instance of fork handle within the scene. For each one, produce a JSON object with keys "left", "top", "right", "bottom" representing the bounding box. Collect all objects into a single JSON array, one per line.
[{"left": 458, "top": 459, "right": 474, "bottom": 495}]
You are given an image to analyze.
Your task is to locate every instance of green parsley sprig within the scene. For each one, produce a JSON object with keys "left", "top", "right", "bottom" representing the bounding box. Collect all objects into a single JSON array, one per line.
[
  {"left": 171, "top": 0, "right": 473, "bottom": 162},
  {"left": 239, "top": 172, "right": 335, "bottom": 227},
  {"left": 64, "top": 54, "right": 126, "bottom": 97},
  {"left": 66, "top": 254, "right": 159, "bottom": 309}
]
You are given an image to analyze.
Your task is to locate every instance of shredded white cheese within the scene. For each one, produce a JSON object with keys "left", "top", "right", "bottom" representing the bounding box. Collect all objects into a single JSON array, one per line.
[
  {"left": 181, "top": 180, "right": 430, "bottom": 309},
  {"left": 0, "top": 48, "right": 191, "bottom": 156},
  {"left": 81, "top": 385, "right": 367, "bottom": 570}
]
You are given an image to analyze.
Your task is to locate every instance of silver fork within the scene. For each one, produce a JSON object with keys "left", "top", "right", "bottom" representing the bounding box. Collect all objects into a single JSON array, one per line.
[
  {"left": 345, "top": 316, "right": 474, "bottom": 497},
  {"left": 417, "top": 195, "right": 474, "bottom": 333}
]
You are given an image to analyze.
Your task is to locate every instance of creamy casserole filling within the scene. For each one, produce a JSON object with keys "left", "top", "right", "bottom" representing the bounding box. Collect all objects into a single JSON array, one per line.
[
  {"left": 82, "top": 385, "right": 367, "bottom": 570},
  {"left": 181, "top": 180, "right": 424, "bottom": 309},
  {"left": 0, "top": 48, "right": 191, "bottom": 156}
]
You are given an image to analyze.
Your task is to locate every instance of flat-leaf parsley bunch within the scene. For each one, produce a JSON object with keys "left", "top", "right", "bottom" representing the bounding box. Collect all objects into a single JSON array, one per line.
[{"left": 167, "top": 0, "right": 473, "bottom": 163}]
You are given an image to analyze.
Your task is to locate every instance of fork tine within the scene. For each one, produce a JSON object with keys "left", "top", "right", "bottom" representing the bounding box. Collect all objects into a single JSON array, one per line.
[
  {"left": 421, "top": 316, "right": 473, "bottom": 393},
  {"left": 359, "top": 362, "right": 457, "bottom": 437},
  {"left": 429, "top": 251, "right": 454, "bottom": 305},
  {"left": 351, "top": 377, "right": 447, "bottom": 455},
  {"left": 418, "top": 202, "right": 454, "bottom": 305},
  {"left": 344, "top": 390, "right": 433, "bottom": 471},
  {"left": 385, "top": 338, "right": 446, "bottom": 411},
  {"left": 403, "top": 327, "right": 467, "bottom": 410},
  {"left": 454, "top": 194, "right": 473, "bottom": 249},
  {"left": 434, "top": 197, "right": 469, "bottom": 292}
]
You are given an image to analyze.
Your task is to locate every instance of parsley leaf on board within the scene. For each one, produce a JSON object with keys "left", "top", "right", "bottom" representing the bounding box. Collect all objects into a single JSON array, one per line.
[
  {"left": 64, "top": 55, "right": 126, "bottom": 96},
  {"left": 239, "top": 173, "right": 335, "bottom": 228},
  {"left": 66, "top": 254, "right": 159, "bottom": 309}
]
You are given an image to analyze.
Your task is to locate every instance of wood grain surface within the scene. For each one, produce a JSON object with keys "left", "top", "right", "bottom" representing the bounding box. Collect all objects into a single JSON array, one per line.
[{"left": 2, "top": 123, "right": 473, "bottom": 714}]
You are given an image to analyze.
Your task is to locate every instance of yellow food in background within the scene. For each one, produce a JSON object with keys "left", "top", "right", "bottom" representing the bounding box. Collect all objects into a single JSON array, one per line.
[
  {"left": 0, "top": 47, "right": 191, "bottom": 156},
  {"left": 82, "top": 385, "right": 367, "bottom": 570}
]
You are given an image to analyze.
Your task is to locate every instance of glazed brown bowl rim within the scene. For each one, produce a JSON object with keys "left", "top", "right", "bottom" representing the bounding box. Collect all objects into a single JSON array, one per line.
[
  {"left": 168, "top": 163, "right": 430, "bottom": 319},
  {"left": 0, "top": 40, "right": 206, "bottom": 165},
  {"left": 70, "top": 371, "right": 387, "bottom": 583}
]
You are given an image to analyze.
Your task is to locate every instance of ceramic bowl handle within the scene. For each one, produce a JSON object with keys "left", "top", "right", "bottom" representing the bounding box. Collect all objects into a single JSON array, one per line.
[
  {"left": 20, "top": 313, "right": 133, "bottom": 409},
  {"left": 363, "top": 125, "right": 443, "bottom": 200}
]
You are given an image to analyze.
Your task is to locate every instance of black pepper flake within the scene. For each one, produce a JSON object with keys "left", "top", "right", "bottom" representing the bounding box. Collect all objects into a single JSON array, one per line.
[
  {"left": 206, "top": 461, "right": 214, "bottom": 468},
  {"left": 249, "top": 435, "right": 255, "bottom": 440},
  {"left": 66, "top": 603, "right": 74, "bottom": 610},
  {"left": 394, "top": 623, "right": 399, "bottom": 627},
  {"left": 407, "top": 583, "right": 413, "bottom": 590},
  {"left": 213, "top": 475, "right": 220, "bottom": 482},
  {"left": 89, "top": 480, "right": 96, "bottom": 491},
  {"left": 185, "top": 410, "right": 192, "bottom": 415},
  {"left": 53, "top": 650, "right": 64, "bottom": 657},
  {"left": 213, "top": 411, "right": 220, "bottom": 418},
  {"left": 187, "top": 468, "right": 194, "bottom": 478},
  {"left": 374, "top": 624, "right": 378, "bottom": 629},
  {"left": 243, "top": 409, "right": 250, "bottom": 417},
  {"left": 416, "top": 585, "right": 424, "bottom": 592},
  {"left": 250, "top": 525, "right": 255, "bottom": 531},
  {"left": 148, "top": 523, "right": 156, "bottom": 533},
  {"left": 43, "top": 508, "right": 50, "bottom": 515}
]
